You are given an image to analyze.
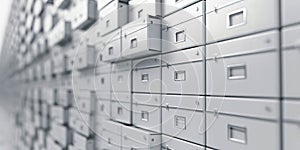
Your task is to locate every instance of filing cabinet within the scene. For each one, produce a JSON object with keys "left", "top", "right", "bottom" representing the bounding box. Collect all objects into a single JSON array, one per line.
[
  {"left": 122, "top": 15, "right": 161, "bottom": 58},
  {"left": 70, "top": 0, "right": 97, "bottom": 30},
  {"left": 282, "top": 25, "right": 300, "bottom": 98},
  {"left": 162, "top": 1, "right": 205, "bottom": 52},
  {"left": 101, "top": 29, "right": 122, "bottom": 62},
  {"left": 51, "top": 105, "right": 69, "bottom": 124},
  {"left": 54, "top": 0, "right": 71, "bottom": 9},
  {"left": 206, "top": 0, "right": 279, "bottom": 43},
  {"left": 98, "top": 120, "right": 123, "bottom": 150},
  {"left": 129, "top": 0, "right": 161, "bottom": 21},
  {"left": 47, "top": 20, "right": 72, "bottom": 47},
  {"left": 283, "top": 100, "right": 300, "bottom": 150},
  {"left": 122, "top": 126, "right": 161, "bottom": 150},
  {"left": 99, "top": 0, "right": 128, "bottom": 36},
  {"left": 206, "top": 31, "right": 279, "bottom": 97},
  {"left": 75, "top": 45, "right": 96, "bottom": 70},
  {"left": 206, "top": 96, "right": 279, "bottom": 150},
  {"left": 162, "top": 0, "right": 199, "bottom": 17},
  {"left": 111, "top": 101, "right": 131, "bottom": 124},
  {"left": 282, "top": 0, "right": 300, "bottom": 26},
  {"left": 132, "top": 103, "right": 161, "bottom": 132},
  {"left": 162, "top": 135, "right": 205, "bottom": 150},
  {"left": 69, "top": 108, "right": 93, "bottom": 137}
]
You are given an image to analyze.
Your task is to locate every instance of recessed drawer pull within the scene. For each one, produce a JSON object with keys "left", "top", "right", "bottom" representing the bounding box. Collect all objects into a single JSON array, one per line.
[
  {"left": 227, "top": 64, "right": 247, "bottom": 80},
  {"left": 228, "top": 124, "right": 247, "bottom": 144}
]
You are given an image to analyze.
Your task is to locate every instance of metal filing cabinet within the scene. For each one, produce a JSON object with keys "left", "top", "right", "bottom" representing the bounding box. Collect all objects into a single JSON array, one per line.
[
  {"left": 102, "top": 29, "right": 122, "bottom": 62},
  {"left": 111, "top": 61, "right": 132, "bottom": 93},
  {"left": 283, "top": 100, "right": 300, "bottom": 150},
  {"left": 162, "top": 47, "right": 204, "bottom": 95},
  {"left": 206, "top": 96, "right": 279, "bottom": 150},
  {"left": 206, "top": 0, "right": 279, "bottom": 43},
  {"left": 99, "top": 0, "right": 128, "bottom": 35},
  {"left": 122, "top": 15, "right": 161, "bottom": 58},
  {"left": 111, "top": 101, "right": 131, "bottom": 124},
  {"left": 162, "top": 95, "right": 205, "bottom": 145},
  {"left": 282, "top": 25, "right": 300, "bottom": 98},
  {"left": 129, "top": 0, "right": 161, "bottom": 21},
  {"left": 122, "top": 126, "right": 161, "bottom": 150},
  {"left": 206, "top": 31, "right": 279, "bottom": 97},
  {"left": 98, "top": 120, "right": 123, "bottom": 150},
  {"left": 162, "top": 1, "right": 205, "bottom": 53}
]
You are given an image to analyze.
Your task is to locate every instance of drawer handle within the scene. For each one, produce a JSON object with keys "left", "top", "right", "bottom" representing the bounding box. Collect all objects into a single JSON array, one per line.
[
  {"left": 228, "top": 124, "right": 247, "bottom": 144},
  {"left": 117, "top": 107, "right": 123, "bottom": 115},
  {"left": 175, "top": 30, "right": 186, "bottom": 43},
  {"left": 117, "top": 75, "right": 123, "bottom": 83},
  {"left": 106, "top": 20, "right": 110, "bottom": 28},
  {"left": 174, "top": 115, "right": 186, "bottom": 129},
  {"left": 100, "top": 77, "right": 105, "bottom": 84},
  {"left": 138, "top": 9, "right": 143, "bottom": 18},
  {"left": 141, "top": 111, "right": 149, "bottom": 121},
  {"left": 174, "top": 71, "right": 186, "bottom": 81},
  {"left": 108, "top": 46, "right": 114, "bottom": 55},
  {"left": 227, "top": 64, "right": 247, "bottom": 80},
  {"left": 130, "top": 38, "right": 138, "bottom": 49},
  {"left": 141, "top": 74, "right": 149, "bottom": 82},
  {"left": 227, "top": 8, "right": 247, "bottom": 29}
]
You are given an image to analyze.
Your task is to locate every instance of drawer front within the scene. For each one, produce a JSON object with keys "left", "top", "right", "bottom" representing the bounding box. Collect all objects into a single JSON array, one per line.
[
  {"left": 129, "top": 0, "right": 161, "bottom": 21},
  {"left": 282, "top": 0, "right": 300, "bottom": 26},
  {"left": 96, "top": 100, "right": 111, "bottom": 119},
  {"left": 76, "top": 98, "right": 91, "bottom": 114},
  {"left": 133, "top": 56, "right": 161, "bottom": 70},
  {"left": 100, "top": 130, "right": 122, "bottom": 150},
  {"left": 284, "top": 100, "right": 300, "bottom": 121},
  {"left": 76, "top": 49, "right": 95, "bottom": 70},
  {"left": 207, "top": 97, "right": 279, "bottom": 120},
  {"left": 111, "top": 92, "right": 131, "bottom": 103},
  {"left": 111, "top": 71, "right": 131, "bottom": 92},
  {"left": 207, "top": 113, "right": 279, "bottom": 150},
  {"left": 133, "top": 67, "right": 161, "bottom": 93},
  {"left": 132, "top": 104, "right": 161, "bottom": 132},
  {"left": 283, "top": 49, "right": 300, "bottom": 98},
  {"left": 162, "top": 62, "right": 204, "bottom": 95},
  {"left": 162, "top": 108, "right": 205, "bottom": 145},
  {"left": 162, "top": 95, "right": 204, "bottom": 111},
  {"left": 96, "top": 91, "right": 111, "bottom": 100},
  {"left": 71, "top": 0, "right": 97, "bottom": 30},
  {"left": 100, "top": 2, "right": 128, "bottom": 35},
  {"left": 133, "top": 93, "right": 161, "bottom": 106},
  {"left": 207, "top": 52, "right": 279, "bottom": 97},
  {"left": 284, "top": 122, "right": 300, "bottom": 150},
  {"left": 206, "top": 0, "right": 278, "bottom": 43},
  {"left": 122, "top": 126, "right": 161, "bottom": 150},
  {"left": 111, "top": 102, "right": 131, "bottom": 124},
  {"left": 96, "top": 73, "right": 111, "bottom": 92},
  {"left": 162, "top": 0, "right": 199, "bottom": 16},
  {"left": 112, "top": 61, "right": 132, "bottom": 72},
  {"left": 51, "top": 106, "right": 68, "bottom": 124},
  {"left": 103, "top": 38, "right": 122, "bottom": 62},
  {"left": 162, "top": 135, "right": 205, "bottom": 150}
]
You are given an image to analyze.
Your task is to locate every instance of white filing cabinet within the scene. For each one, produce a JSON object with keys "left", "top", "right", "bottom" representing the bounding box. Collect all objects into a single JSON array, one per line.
[
  {"left": 206, "top": 0, "right": 279, "bottom": 43},
  {"left": 98, "top": 120, "right": 123, "bottom": 150},
  {"left": 47, "top": 20, "right": 72, "bottom": 47},
  {"left": 206, "top": 96, "right": 279, "bottom": 150},
  {"left": 111, "top": 101, "right": 131, "bottom": 124},
  {"left": 283, "top": 100, "right": 300, "bottom": 150},
  {"left": 282, "top": 25, "right": 300, "bottom": 98},
  {"left": 70, "top": 0, "right": 97, "bottom": 30},
  {"left": 129, "top": 0, "right": 161, "bottom": 21},
  {"left": 99, "top": 0, "right": 128, "bottom": 35},
  {"left": 162, "top": 1, "right": 205, "bottom": 52},
  {"left": 122, "top": 15, "right": 161, "bottom": 59},
  {"left": 75, "top": 44, "right": 96, "bottom": 70},
  {"left": 111, "top": 61, "right": 132, "bottom": 93},
  {"left": 122, "top": 126, "right": 161, "bottom": 150},
  {"left": 206, "top": 31, "right": 279, "bottom": 97}
]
